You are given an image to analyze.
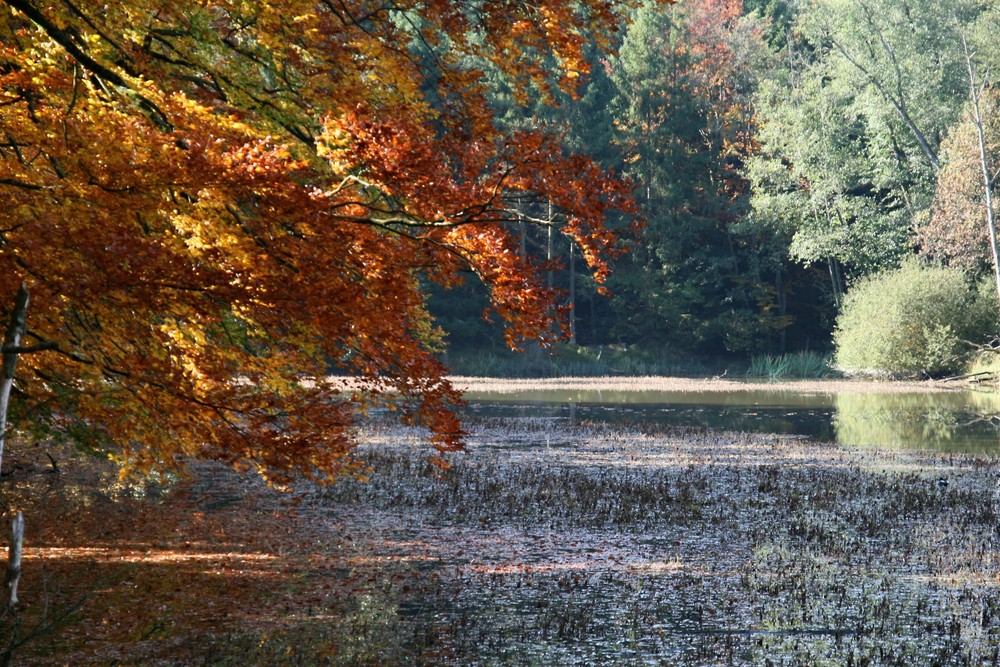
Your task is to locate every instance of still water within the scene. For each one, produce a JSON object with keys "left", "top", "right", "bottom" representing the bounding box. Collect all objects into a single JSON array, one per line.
[{"left": 462, "top": 386, "right": 1000, "bottom": 453}]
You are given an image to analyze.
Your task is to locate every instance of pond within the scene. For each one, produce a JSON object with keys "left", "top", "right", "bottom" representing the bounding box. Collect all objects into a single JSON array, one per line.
[
  {"left": 461, "top": 383, "right": 1000, "bottom": 453},
  {"left": 326, "top": 388, "right": 1000, "bottom": 666}
]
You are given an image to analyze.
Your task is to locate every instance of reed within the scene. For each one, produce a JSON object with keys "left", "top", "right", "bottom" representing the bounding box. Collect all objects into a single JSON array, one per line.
[{"left": 747, "top": 351, "right": 834, "bottom": 380}]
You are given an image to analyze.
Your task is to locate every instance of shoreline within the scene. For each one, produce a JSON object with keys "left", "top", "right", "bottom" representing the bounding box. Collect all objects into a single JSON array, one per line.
[{"left": 449, "top": 375, "right": 974, "bottom": 395}]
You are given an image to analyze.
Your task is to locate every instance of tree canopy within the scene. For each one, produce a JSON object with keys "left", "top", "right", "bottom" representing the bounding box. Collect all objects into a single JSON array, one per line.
[{"left": 0, "top": 0, "right": 665, "bottom": 482}]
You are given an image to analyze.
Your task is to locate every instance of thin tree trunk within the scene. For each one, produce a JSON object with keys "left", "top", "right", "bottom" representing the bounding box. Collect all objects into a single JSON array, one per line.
[
  {"left": 516, "top": 198, "right": 526, "bottom": 260},
  {"left": 962, "top": 33, "right": 1000, "bottom": 305},
  {"left": 0, "top": 285, "right": 30, "bottom": 614},
  {"left": 776, "top": 267, "right": 787, "bottom": 353},
  {"left": 828, "top": 257, "right": 842, "bottom": 310},
  {"left": 3, "top": 512, "right": 22, "bottom": 609},
  {"left": 546, "top": 200, "right": 554, "bottom": 291},
  {"left": 0, "top": 283, "right": 28, "bottom": 476},
  {"left": 569, "top": 240, "right": 576, "bottom": 345}
]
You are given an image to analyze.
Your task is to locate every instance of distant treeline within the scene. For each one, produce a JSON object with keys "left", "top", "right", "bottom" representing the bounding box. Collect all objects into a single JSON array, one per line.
[{"left": 430, "top": 0, "right": 1000, "bottom": 365}]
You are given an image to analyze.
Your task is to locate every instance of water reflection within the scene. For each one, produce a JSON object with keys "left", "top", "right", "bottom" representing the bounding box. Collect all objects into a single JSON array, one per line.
[
  {"left": 833, "top": 390, "right": 1000, "bottom": 452},
  {"left": 462, "top": 387, "right": 1000, "bottom": 453}
]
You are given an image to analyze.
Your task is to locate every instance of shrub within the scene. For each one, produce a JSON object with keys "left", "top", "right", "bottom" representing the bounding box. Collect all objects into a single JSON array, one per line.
[{"left": 833, "top": 259, "right": 998, "bottom": 378}]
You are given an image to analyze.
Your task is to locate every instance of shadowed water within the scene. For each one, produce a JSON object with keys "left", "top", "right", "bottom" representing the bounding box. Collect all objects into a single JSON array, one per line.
[{"left": 462, "top": 386, "right": 1000, "bottom": 452}]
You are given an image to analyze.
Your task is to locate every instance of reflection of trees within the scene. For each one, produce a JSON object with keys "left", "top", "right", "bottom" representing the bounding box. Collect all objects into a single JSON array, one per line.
[{"left": 833, "top": 392, "right": 1000, "bottom": 452}]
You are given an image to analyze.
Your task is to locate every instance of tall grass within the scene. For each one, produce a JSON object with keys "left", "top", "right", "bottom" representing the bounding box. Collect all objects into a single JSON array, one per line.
[
  {"left": 961, "top": 350, "right": 1000, "bottom": 381},
  {"left": 747, "top": 351, "right": 835, "bottom": 380}
]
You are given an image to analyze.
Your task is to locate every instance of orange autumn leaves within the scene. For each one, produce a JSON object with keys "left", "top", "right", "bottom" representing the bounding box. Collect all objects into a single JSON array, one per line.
[{"left": 0, "top": 1, "right": 664, "bottom": 482}]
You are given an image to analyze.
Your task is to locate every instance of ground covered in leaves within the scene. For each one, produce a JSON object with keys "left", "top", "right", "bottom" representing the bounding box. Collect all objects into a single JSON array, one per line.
[{"left": 3, "top": 409, "right": 1000, "bottom": 665}]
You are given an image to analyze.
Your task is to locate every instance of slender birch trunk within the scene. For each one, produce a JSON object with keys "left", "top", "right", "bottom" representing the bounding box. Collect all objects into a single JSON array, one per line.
[
  {"left": 0, "top": 283, "right": 28, "bottom": 476},
  {"left": 962, "top": 34, "right": 1000, "bottom": 305},
  {"left": 0, "top": 284, "right": 30, "bottom": 611},
  {"left": 4, "top": 512, "right": 22, "bottom": 609}
]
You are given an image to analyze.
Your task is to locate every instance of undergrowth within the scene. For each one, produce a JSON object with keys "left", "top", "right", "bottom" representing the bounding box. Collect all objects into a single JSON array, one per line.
[{"left": 441, "top": 344, "right": 728, "bottom": 378}]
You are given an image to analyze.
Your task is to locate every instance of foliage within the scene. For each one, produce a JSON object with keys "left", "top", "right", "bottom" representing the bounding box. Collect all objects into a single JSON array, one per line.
[
  {"left": 917, "top": 91, "right": 1000, "bottom": 275},
  {"left": 749, "top": 0, "right": 986, "bottom": 294},
  {"left": 743, "top": 0, "right": 796, "bottom": 51},
  {"left": 833, "top": 260, "right": 997, "bottom": 377},
  {"left": 800, "top": 0, "right": 974, "bottom": 174},
  {"left": 0, "top": 0, "right": 668, "bottom": 481},
  {"left": 607, "top": 0, "right": 787, "bottom": 354}
]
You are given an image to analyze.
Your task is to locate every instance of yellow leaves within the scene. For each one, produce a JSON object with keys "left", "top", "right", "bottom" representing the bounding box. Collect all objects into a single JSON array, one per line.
[
  {"left": 316, "top": 117, "right": 357, "bottom": 177},
  {"left": 157, "top": 317, "right": 211, "bottom": 388},
  {"left": 0, "top": 0, "right": 640, "bottom": 483},
  {"left": 292, "top": 12, "right": 320, "bottom": 25},
  {"left": 170, "top": 212, "right": 237, "bottom": 256}
]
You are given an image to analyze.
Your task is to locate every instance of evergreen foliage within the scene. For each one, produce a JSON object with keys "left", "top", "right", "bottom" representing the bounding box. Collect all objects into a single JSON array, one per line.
[{"left": 607, "top": 0, "right": 786, "bottom": 354}]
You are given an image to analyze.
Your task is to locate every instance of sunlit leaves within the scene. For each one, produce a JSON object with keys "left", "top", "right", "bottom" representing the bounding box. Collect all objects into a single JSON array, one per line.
[{"left": 0, "top": 0, "right": 663, "bottom": 481}]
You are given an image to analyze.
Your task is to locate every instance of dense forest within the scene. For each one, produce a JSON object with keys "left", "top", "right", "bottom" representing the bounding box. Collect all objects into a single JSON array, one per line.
[{"left": 429, "top": 0, "right": 1000, "bottom": 372}]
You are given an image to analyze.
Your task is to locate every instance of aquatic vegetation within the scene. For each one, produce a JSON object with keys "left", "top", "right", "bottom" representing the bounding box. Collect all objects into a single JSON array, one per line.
[
  {"left": 12, "top": 405, "right": 1000, "bottom": 665},
  {"left": 747, "top": 352, "right": 836, "bottom": 380},
  {"left": 314, "top": 414, "right": 1000, "bottom": 665}
]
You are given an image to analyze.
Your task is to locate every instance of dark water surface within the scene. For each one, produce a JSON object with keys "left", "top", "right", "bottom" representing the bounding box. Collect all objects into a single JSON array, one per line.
[{"left": 462, "top": 385, "right": 1000, "bottom": 453}]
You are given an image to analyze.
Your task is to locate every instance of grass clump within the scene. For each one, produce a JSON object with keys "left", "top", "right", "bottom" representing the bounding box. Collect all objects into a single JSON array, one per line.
[
  {"left": 963, "top": 348, "right": 1000, "bottom": 380},
  {"left": 834, "top": 259, "right": 997, "bottom": 378},
  {"left": 747, "top": 351, "right": 835, "bottom": 380}
]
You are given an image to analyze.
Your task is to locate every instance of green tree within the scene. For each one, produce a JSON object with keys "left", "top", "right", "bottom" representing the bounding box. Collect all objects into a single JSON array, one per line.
[
  {"left": 743, "top": 0, "right": 796, "bottom": 51},
  {"left": 749, "top": 0, "right": 985, "bottom": 306},
  {"left": 609, "top": 0, "right": 782, "bottom": 354}
]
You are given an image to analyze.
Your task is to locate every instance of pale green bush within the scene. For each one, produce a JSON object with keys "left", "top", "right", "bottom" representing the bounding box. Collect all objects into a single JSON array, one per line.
[{"left": 834, "top": 260, "right": 998, "bottom": 377}]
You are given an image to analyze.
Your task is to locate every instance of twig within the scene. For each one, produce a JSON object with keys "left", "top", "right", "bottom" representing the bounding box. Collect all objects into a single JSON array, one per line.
[{"left": 935, "top": 371, "right": 996, "bottom": 382}]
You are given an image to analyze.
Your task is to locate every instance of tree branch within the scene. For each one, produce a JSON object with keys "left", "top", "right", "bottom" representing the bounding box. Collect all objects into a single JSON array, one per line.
[{"left": 3, "top": 0, "right": 172, "bottom": 131}]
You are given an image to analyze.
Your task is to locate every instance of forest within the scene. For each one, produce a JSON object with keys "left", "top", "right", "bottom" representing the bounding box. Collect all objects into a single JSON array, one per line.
[{"left": 431, "top": 0, "right": 1000, "bottom": 378}]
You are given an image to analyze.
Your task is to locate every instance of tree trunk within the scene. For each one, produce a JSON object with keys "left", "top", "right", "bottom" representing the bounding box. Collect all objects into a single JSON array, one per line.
[
  {"left": 0, "top": 285, "right": 29, "bottom": 613},
  {"left": 3, "top": 512, "right": 22, "bottom": 609},
  {"left": 827, "top": 257, "right": 842, "bottom": 310},
  {"left": 546, "top": 200, "right": 554, "bottom": 291},
  {"left": 0, "top": 283, "right": 28, "bottom": 476},
  {"left": 569, "top": 240, "right": 576, "bottom": 345},
  {"left": 776, "top": 267, "right": 787, "bottom": 353},
  {"left": 962, "top": 34, "right": 1000, "bottom": 306}
]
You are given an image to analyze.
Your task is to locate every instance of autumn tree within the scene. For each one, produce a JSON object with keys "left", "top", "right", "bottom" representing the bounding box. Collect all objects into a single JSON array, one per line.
[
  {"left": 0, "top": 0, "right": 661, "bottom": 483},
  {"left": 917, "top": 90, "right": 1000, "bottom": 275}
]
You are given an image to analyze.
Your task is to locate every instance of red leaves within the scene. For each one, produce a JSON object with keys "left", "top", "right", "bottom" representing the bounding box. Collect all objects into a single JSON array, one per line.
[{"left": 0, "top": 0, "right": 644, "bottom": 482}]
